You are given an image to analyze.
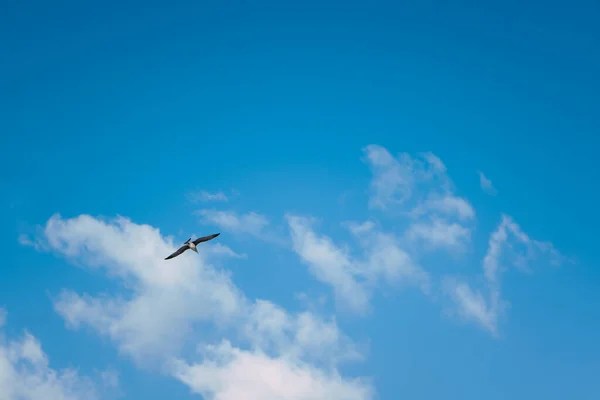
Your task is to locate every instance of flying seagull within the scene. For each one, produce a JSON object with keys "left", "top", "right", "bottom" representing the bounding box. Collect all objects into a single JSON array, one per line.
[{"left": 164, "top": 233, "right": 220, "bottom": 260}]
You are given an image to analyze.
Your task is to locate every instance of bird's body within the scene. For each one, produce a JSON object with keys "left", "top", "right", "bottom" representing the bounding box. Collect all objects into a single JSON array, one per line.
[{"left": 164, "top": 233, "right": 220, "bottom": 260}]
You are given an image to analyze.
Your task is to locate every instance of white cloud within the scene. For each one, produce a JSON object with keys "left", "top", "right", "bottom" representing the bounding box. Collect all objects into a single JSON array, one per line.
[
  {"left": 171, "top": 300, "right": 367, "bottom": 400},
  {"left": 17, "top": 233, "right": 44, "bottom": 252},
  {"left": 360, "top": 145, "right": 564, "bottom": 333},
  {"left": 361, "top": 145, "right": 461, "bottom": 212},
  {"left": 361, "top": 145, "right": 418, "bottom": 211},
  {"left": 442, "top": 278, "right": 503, "bottom": 334},
  {"left": 420, "top": 151, "right": 447, "bottom": 173},
  {"left": 241, "top": 300, "right": 362, "bottom": 366},
  {"left": 444, "top": 215, "right": 564, "bottom": 334},
  {"left": 406, "top": 218, "right": 471, "bottom": 251},
  {"left": 206, "top": 243, "right": 248, "bottom": 259},
  {"left": 0, "top": 308, "right": 100, "bottom": 400},
  {"left": 40, "top": 214, "right": 247, "bottom": 365},
  {"left": 362, "top": 145, "right": 472, "bottom": 214},
  {"left": 287, "top": 216, "right": 369, "bottom": 314},
  {"left": 362, "top": 145, "right": 474, "bottom": 252},
  {"left": 196, "top": 210, "right": 270, "bottom": 238},
  {"left": 187, "top": 191, "right": 229, "bottom": 203},
  {"left": 169, "top": 299, "right": 368, "bottom": 400},
  {"left": 347, "top": 221, "right": 429, "bottom": 290},
  {"left": 287, "top": 215, "right": 429, "bottom": 314},
  {"left": 171, "top": 341, "right": 372, "bottom": 400},
  {"left": 415, "top": 194, "right": 475, "bottom": 221},
  {"left": 19, "top": 141, "right": 570, "bottom": 398},
  {"left": 27, "top": 214, "right": 371, "bottom": 398},
  {"left": 290, "top": 141, "right": 482, "bottom": 313},
  {"left": 477, "top": 171, "right": 497, "bottom": 196},
  {"left": 100, "top": 369, "right": 119, "bottom": 390}
]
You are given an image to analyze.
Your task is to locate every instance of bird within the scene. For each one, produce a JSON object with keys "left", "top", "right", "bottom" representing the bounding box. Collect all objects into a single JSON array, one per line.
[{"left": 164, "top": 233, "right": 220, "bottom": 260}]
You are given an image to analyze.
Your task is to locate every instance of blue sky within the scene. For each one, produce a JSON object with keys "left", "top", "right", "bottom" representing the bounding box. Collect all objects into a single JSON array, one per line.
[{"left": 1, "top": 0, "right": 599, "bottom": 399}]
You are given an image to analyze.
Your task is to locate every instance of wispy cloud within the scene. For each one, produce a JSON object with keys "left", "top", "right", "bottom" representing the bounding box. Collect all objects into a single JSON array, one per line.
[
  {"left": 196, "top": 209, "right": 270, "bottom": 237},
  {"left": 17, "top": 233, "right": 44, "bottom": 251},
  {"left": 361, "top": 145, "right": 418, "bottom": 211},
  {"left": 287, "top": 215, "right": 429, "bottom": 315},
  {"left": 406, "top": 218, "right": 471, "bottom": 252},
  {"left": 443, "top": 214, "right": 564, "bottom": 334},
  {"left": 281, "top": 145, "right": 493, "bottom": 318},
  {"left": 195, "top": 209, "right": 290, "bottom": 247},
  {"left": 187, "top": 190, "right": 229, "bottom": 203},
  {"left": 362, "top": 144, "right": 475, "bottom": 253},
  {"left": 359, "top": 144, "right": 565, "bottom": 334},
  {"left": 477, "top": 171, "right": 497, "bottom": 196}
]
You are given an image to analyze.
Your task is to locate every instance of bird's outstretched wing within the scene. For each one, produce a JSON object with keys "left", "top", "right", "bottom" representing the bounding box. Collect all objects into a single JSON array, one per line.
[
  {"left": 164, "top": 244, "right": 189, "bottom": 260},
  {"left": 193, "top": 233, "right": 220, "bottom": 245}
]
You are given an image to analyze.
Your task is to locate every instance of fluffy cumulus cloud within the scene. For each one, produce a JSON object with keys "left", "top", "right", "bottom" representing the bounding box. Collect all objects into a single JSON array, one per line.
[
  {"left": 171, "top": 341, "right": 371, "bottom": 400},
  {"left": 25, "top": 214, "right": 372, "bottom": 399},
  {"left": 0, "top": 308, "right": 100, "bottom": 400},
  {"left": 37, "top": 214, "right": 245, "bottom": 365},
  {"left": 170, "top": 300, "right": 369, "bottom": 400}
]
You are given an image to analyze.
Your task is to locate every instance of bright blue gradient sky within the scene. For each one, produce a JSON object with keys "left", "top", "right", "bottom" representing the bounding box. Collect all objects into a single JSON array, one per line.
[{"left": 1, "top": 1, "right": 599, "bottom": 399}]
